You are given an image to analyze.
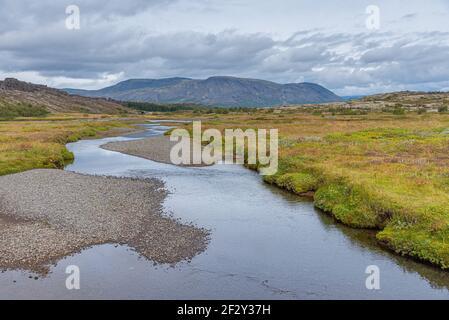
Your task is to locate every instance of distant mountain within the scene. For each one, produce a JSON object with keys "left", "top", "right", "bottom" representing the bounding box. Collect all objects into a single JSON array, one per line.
[
  {"left": 341, "top": 95, "right": 365, "bottom": 101},
  {"left": 65, "top": 76, "right": 342, "bottom": 107},
  {"left": 0, "top": 78, "right": 131, "bottom": 114}
]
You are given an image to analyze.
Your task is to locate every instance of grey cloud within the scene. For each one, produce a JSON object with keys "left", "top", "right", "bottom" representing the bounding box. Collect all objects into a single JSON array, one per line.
[
  {"left": 0, "top": 0, "right": 449, "bottom": 95},
  {"left": 0, "top": 0, "right": 175, "bottom": 21},
  {"left": 402, "top": 13, "right": 418, "bottom": 19}
]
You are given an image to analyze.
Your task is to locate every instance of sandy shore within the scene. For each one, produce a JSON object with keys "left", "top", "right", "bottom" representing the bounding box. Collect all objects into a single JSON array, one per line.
[
  {"left": 101, "top": 135, "right": 212, "bottom": 167},
  {"left": 0, "top": 169, "right": 208, "bottom": 273}
]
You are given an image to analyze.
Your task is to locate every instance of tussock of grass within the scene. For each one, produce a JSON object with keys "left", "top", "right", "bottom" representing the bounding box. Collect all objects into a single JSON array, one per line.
[
  {"left": 314, "top": 183, "right": 382, "bottom": 228},
  {"left": 265, "top": 172, "right": 320, "bottom": 195}
]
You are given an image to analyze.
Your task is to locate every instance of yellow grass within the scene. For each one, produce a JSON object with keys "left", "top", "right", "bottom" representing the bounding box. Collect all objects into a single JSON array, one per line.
[
  {"left": 155, "top": 110, "right": 449, "bottom": 269},
  {"left": 0, "top": 114, "right": 137, "bottom": 176}
]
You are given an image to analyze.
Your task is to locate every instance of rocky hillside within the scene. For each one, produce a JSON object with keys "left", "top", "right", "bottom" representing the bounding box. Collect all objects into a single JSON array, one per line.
[
  {"left": 363, "top": 91, "right": 449, "bottom": 105},
  {"left": 0, "top": 78, "right": 131, "bottom": 114},
  {"left": 65, "top": 76, "right": 342, "bottom": 107}
]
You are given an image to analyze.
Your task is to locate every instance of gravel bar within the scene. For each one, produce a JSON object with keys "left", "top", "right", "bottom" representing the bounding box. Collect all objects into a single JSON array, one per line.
[
  {"left": 0, "top": 169, "right": 208, "bottom": 273},
  {"left": 101, "top": 135, "right": 211, "bottom": 167}
]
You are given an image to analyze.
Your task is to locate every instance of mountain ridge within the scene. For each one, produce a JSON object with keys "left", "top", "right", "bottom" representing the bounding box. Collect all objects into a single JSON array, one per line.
[
  {"left": 64, "top": 76, "right": 342, "bottom": 107},
  {"left": 0, "top": 78, "right": 131, "bottom": 114}
]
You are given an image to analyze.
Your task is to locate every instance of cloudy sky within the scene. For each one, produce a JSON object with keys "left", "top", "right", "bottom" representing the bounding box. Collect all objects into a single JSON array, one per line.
[{"left": 1, "top": 0, "right": 449, "bottom": 95}]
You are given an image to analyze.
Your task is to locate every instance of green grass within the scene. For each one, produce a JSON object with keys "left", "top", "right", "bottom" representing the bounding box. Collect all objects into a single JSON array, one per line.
[
  {"left": 0, "top": 117, "right": 135, "bottom": 176},
  {"left": 0, "top": 102, "right": 49, "bottom": 119},
  {"left": 166, "top": 110, "right": 449, "bottom": 269},
  {"left": 263, "top": 126, "right": 449, "bottom": 268},
  {"left": 265, "top": 172, "right": 320, "bottom": 195}
]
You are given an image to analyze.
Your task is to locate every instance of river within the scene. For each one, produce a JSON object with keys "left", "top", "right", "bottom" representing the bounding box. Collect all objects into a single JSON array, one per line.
[{"left": 1, "top": 122, "right": 449, "bottom": 299}]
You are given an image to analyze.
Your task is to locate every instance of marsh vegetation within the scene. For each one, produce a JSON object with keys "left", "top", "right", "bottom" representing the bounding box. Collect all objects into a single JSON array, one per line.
[
  {"left": 0, "top": 114, "right": 136, "bottom": 176},
  {"left": 152, "top": 108, "right": 449, "bottom": 269}
]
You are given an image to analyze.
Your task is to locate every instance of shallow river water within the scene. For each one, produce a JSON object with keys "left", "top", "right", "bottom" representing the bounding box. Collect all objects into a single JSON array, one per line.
[{"left": 1, "top": 122, "right": 449, "bottom": 299}]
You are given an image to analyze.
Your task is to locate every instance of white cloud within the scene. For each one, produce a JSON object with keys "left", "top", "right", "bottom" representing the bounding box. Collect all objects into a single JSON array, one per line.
[{"left": 0, "top": 0, "right": 448, "bottom": 95}]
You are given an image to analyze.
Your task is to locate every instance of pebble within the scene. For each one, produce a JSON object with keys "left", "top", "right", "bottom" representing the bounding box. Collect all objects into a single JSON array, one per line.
[{"left": 0, "top": 169, "right": 208, "bottom": 274}]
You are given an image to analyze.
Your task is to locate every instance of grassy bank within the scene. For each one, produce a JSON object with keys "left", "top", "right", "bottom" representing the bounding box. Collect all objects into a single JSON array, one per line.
[
  {"left": 265, "top": 125, "right": 449, "bottom": 268},
  {"left": 0, "top": 114, "right": 137, "bottom": 176},
  {"left": 162, "top": 110, "right": 449, "bottom": 269}
]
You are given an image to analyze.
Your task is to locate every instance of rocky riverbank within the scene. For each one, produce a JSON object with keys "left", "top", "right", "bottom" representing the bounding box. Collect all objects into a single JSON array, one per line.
[{"left": 0, "top": 169, "right": 208, "bottom": 273}]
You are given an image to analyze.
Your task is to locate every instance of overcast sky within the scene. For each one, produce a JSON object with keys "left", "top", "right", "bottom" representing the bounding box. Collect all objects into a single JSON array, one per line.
[{"left": 1, "top": 0, "right": 449, "bottom": 95}]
